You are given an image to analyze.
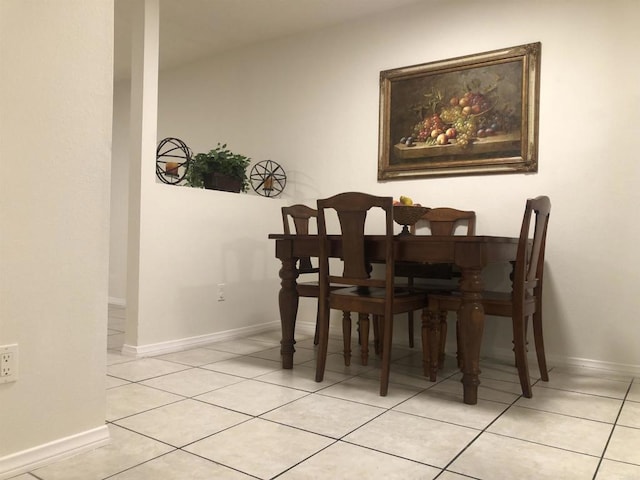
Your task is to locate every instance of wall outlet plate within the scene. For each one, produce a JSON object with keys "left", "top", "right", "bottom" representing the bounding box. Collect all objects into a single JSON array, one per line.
[{"left": 0, "top": 344, "right": 18, "bottom": 383}]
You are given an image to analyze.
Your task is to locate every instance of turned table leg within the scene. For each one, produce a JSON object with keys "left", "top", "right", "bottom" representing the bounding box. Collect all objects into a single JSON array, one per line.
[
  {"left": 422, "top": 307, "right": 441, "bottom": 381},
  {"left": 458, "top": 266, "right": 484, "bottom": 405},
  {"left": 278, "top": 255, "right": 299, "bottom": 369}
]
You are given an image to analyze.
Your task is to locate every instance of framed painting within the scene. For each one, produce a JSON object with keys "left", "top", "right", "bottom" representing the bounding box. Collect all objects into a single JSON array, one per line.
[{"left": 378, "top": 43, "right": 540, "bottom": 180}]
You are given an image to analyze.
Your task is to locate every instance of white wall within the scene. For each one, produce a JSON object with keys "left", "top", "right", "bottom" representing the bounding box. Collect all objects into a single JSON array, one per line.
[
  {"left": 111, "top": 0, "right": 640, "bottom": 370},
  {"left": 109, "top": 80, "right": 130, "bottom": 305},
  {"left": 0, "top": 0, "right": 112, "bottom": 471}
]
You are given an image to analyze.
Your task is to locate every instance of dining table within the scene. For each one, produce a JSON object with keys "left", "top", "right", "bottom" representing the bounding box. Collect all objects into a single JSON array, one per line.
[{"left": 268, "top": 232, "right": 519, "bottom": 405}]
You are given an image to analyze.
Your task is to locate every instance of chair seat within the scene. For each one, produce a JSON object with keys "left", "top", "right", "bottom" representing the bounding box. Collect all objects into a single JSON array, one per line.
[
  {"left": 297, "top": 281, "right": 345, "bottom": 297},
  {"left": 332, "top": 286, "right": 422, "bottom": 298},
  {"left": 430, "top": 289, "right": 536, "bottom": 317},
  {"left": 330, "top": 286, "right": 426, "bottom": 315},
  {"left": 394, "top": 262, "right": 458, "bottom": 279},
  {"left": 405, "top": 279, "right": 460, "bottom": 292}
]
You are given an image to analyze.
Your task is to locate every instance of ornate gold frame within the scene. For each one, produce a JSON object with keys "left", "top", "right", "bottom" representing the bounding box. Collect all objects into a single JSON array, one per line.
[{"left": 378, "top": 43, "right": 541, "bottom": 180}]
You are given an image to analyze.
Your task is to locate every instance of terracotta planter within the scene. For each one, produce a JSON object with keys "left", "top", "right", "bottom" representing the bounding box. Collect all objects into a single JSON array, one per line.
[{"left": 203, "top": 172, "right": 243, "bottom": 193}]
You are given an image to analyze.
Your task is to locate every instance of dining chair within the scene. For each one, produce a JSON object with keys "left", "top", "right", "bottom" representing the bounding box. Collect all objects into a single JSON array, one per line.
[
  {"left": 315, "top": 192, "right": 428, "bottom": 396},
  {"left": 396, "top": 207, "right": 476, "bottom": 355},
  {"left": 281, "top": 205, "right": 355, "bottom": 363},
  {"left": 424, "top": 196, "right": 551, "bottom": 397}
]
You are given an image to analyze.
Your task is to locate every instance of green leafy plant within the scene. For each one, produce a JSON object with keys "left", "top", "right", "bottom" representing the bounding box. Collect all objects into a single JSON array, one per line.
[{"left": 186, "top": 143, "right": 251, "bottom": 192}]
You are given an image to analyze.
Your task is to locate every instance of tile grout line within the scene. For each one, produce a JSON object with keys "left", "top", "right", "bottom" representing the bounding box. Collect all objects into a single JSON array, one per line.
[
  {"left": 591, "top": 378, "right": 634, "bottom": 480},
  {"left": 269, "top": 369, "right": 451, "bottom": 478},
  {"left": 106, "top": 327, "right": 528, "bottom": 472},
  {"left": 433, "top": 376, "right": 539, "bottom": 478},
  {"left": 106, "top": 344, "right": 367, "bottom": 478},
  {"left": 102, "top": 320, "right": 640, "bottom": 479},
  {"left": 270, "top": 358, "right": 522, "bottom": 477}
]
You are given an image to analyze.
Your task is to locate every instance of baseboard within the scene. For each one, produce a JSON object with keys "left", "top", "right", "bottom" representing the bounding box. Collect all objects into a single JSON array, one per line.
[
  {"left": 294, "top": 321, "right": 316, "bottom": 337},
  {"left": 108, "top": 297, "right": 126, "bottom": 307},
  {"left": 474, "top": 344, "right": 640, "bottom": 377},
  {"left": 551, "top": 354, "right": 640, "bottom": 376},
  {"left": 121, "top": 320, "right": 281, "bottom": 357},
  {"left": 0, "top": 425, "right": 110, "bottom": 480},
  {"left": 117, "top": 317, "right": 640, "bottom": 376}
]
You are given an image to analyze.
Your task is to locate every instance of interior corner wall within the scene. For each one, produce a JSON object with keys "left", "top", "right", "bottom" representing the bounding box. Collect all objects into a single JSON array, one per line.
[
  {"left": 0, "top": 0, "right": 112, "bottom": 471},
  {"left": 144, "top": 0, "right": 640, "bottom": 370}
]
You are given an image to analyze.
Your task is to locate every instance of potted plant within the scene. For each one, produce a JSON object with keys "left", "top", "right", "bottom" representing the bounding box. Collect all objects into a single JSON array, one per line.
[{"left": 186, "top": 143, "right": 251, "bottom": 193}]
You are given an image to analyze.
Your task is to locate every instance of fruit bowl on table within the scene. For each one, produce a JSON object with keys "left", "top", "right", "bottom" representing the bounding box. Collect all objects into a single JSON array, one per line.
[{"left": 393, "top": 205, "right": 430, "bottom": 235}]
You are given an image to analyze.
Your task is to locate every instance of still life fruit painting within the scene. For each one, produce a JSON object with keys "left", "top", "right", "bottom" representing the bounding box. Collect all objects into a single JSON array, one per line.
[{"left": 378, "top": 43, "right": 540, "bottom": 180}]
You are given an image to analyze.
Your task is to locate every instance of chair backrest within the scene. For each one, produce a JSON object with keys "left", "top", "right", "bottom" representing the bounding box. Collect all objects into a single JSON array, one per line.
[
  {"left": 317, "top": 192, "right": 394, "bottom": 294},
  {"left": 402, "top": 207, "right": 475, "bottom": 280},
  {"left": 281, "top": 204, "right": 318, "bottom": 273},
  {"left": 410, "top": 207, "right": 476, "bottom": 235},
  {"left": 282, "top": 204, "right": 316, "bottom": 235},
  {"left": 513, "top": 196, "right": 551, "bottom": 308}
]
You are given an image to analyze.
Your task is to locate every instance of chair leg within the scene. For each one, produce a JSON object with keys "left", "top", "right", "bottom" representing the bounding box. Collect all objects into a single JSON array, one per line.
[
  {"left": 532, "top": 309, "right": 549, "bottom": 381},
  {"left": 438, "top": 310, "right": 448, "bottom": 369},
  {"left": 407, "top": 276, "right": 415, "bottom": 348},
  {"left": 342, "top": 311, "right": 351, "bottom": 366},
  {"left": 358, "top": 313, "right": 370, "bottom": 365},
  {"left": 421, "top": 310, "right": 429, "bottom": 377},
  {"left": 512, "top": 313, "right": 533, "bottom": 398},
  {"left": 407, "top": 311, "right": 414, "bottom": 348},
  {"left": 515, "top": 316, "right": 530, "bottom": 369},
  {"left": 313, "top": 302, "right": 320, "bottom": 345},
  {"left": 455, "top": 317, "right": 463, "bottom": 370},
  {"left": 372, "top": 314, "right": 381, "bottom": 355},
  {"left": 316, "top": 296, "right": 331, "bottom": 382},
  {"left": 380, "top": 313, "right": 393, "bottom": 396},
  {"left": 315, "top": 304, "right": 331, "bottom": 383}
]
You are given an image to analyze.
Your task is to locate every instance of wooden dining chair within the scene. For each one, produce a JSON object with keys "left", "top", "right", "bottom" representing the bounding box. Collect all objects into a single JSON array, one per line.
[
  {"left": 396, "top": 207, "right": 476, "bottom": 353},
  {"left": 315, "top": 192, "right": 428, "bottom": 396},
  {"left": 282, "top": 205, "right": 355, "bottom": 362},
  {"left": 281, "top": 204, "right": 326, "bottom": 345},
  {"left": 424, "top": 196, "right": 551, "bottom": 397}
]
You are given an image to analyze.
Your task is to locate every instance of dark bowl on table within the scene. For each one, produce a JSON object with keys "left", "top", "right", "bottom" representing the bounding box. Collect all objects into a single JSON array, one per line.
[{"left": 393, "top": 205, "right": 430, "bottom": 227}]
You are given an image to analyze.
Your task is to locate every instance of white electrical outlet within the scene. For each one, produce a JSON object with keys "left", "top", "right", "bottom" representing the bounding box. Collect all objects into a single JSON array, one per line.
[
  {"left": 0, "top": 344, "right": 18, "bottom": 384},
  {"left": 217, "top": 283, "right": 225, "bottom": 302}
]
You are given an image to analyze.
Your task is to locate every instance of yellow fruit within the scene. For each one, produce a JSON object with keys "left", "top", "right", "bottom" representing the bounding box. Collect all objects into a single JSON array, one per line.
[
  {"left": 399, "top": 195, "right": 413, "bottom": 206},
  {"left": 436, "top": 133, "right": 449, "bottom": 145}
]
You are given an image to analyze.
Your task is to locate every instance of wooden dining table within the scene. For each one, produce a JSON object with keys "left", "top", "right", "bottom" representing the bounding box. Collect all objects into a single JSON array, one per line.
[{"left": 268, "top": 233, "right": 519, "bottom": 405}]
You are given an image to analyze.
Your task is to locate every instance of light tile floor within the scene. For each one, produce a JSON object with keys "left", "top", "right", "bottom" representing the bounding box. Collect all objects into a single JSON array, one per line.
[{"left": 13, "top": 305, "right": 640, "bottom": 479}]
